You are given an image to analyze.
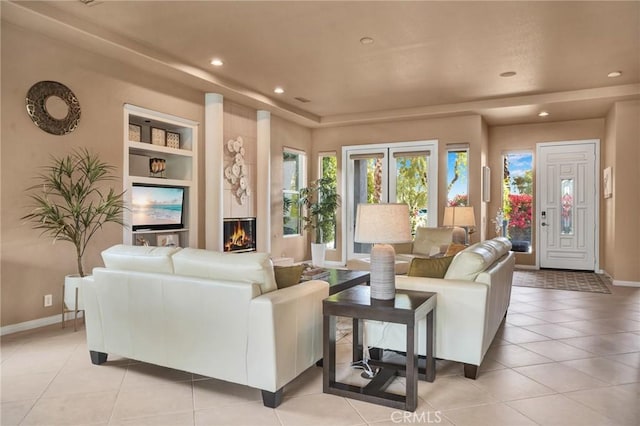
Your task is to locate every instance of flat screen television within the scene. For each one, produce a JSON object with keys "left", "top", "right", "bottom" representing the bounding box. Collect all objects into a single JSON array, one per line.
[{"left": 131, "top": 184, "right": 185, "bottom": 231}]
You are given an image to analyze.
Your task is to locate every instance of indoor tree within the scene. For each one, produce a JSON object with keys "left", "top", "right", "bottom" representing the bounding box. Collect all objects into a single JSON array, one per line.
[{"left": 22, "top": 148, "right": 126, "bottom": 277}]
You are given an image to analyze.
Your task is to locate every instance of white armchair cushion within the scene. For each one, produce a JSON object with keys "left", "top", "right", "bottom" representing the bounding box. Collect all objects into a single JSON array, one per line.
[
  {"left": 101, "top": 244, "right": 181, "bottom": 274},
  {"left": 172, "top": 249, "right": 277, "bottom": 294},
  {"left": 412, "top": 227, "right": 454, "bottom": 256}
]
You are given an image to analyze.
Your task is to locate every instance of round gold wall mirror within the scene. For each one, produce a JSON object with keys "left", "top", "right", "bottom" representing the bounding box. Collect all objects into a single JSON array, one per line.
[{"left": 26, "top": 81, "right": 81, "bottom": 135}]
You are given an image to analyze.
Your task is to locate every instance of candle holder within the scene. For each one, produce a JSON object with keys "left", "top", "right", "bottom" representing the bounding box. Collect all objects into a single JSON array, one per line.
[{"left": 149, "top": 158, "right": 166, "bottom": 178}]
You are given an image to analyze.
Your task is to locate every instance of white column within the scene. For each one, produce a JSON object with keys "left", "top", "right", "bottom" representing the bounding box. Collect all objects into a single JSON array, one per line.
[
  {"left": 257, "top": 110, "right": 271, "bottom": 253},
  {"left": 205, "top": 93, "right": 224, "bottom": 251}
]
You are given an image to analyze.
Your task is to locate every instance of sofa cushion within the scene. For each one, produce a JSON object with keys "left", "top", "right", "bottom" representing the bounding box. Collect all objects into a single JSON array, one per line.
[
  {"left": 101, "top": 244, "right": 181, "bottom": 274},
  {"left": 408, "top": 256, "right": 455, "bottom": 278},
  {"left": 444, "top": 241, "right": 499, "bottom": 281},
  {"left": 412, "top": 227, "right": 454, "bottom": 256},
  {"left": 172, "top": 249, "right": 278, "bottom": 294},
  {"left": 274, "top": 264, "right": 305, "bottom": 289}
]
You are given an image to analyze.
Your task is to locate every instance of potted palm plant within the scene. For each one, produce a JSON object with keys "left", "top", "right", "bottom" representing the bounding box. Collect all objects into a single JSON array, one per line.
[
  {"left": 299, "top": 177, "right": 340, "bottom": 266},
  {"left": 22, "top": 148, "right": 125, "bottom": 326}
]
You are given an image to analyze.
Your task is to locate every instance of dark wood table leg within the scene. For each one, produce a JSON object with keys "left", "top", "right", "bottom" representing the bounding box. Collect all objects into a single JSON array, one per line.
[
  {"left": 352, "top": 318, "right": 362, "bottom": 362},
  {"left": 323, "top": 314, "right": 336, "bottom": 393},
  {"left": 405, "top": 320, "right": 418, "bottom": 412},
  {"left": 425, "top": 310, "right": 435, "bottom": 382}
]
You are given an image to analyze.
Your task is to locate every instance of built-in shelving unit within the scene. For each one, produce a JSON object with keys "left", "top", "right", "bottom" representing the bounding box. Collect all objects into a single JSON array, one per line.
[{"left": 123, "top": 104, "right": 199, "bottom": 247}]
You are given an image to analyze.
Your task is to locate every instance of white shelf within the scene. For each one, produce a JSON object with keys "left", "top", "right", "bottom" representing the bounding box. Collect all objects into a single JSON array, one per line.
[
  {"left": 124, "top": 104, "right": 199, "bottom": 248},
  {"left": 128, "top": 141, "right": 193, "bottom": 157},
  {"left": 133, "top": 228, "right": 189, "bottom": 235},
  {"left": 129, "top": 176, "right": 193, "bottom": 188}
]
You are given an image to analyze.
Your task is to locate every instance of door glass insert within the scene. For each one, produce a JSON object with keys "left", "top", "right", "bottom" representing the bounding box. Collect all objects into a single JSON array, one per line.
[
  {"left": 394, "top": 151, "right": 430, "bottom": 234},
  {"left": 351, "top": 154, "right": 384, "bottom": 255},
  {"left": 561, "top": 179, "right": 574, "bottom": 235}
]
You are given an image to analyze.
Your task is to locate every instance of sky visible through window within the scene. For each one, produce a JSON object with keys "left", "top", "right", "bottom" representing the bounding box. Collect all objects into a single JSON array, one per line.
[{"left": 506, "top": 153, "right": 532, "bottom": 193}]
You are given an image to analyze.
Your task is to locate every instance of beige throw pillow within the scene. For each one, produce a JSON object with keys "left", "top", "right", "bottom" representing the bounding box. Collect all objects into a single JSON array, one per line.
[
  {"left": 274, "top": 264, "right": 305, "bottom": 289},
  {"left": 408, "top": 256, "right": 455, "bottom": 278}
]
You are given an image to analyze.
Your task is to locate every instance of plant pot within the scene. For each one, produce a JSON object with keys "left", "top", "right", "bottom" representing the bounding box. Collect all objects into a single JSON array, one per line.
[
  {"left": 311, "top": 243, "right": 326, "bottom": 267},
  {"left": 63, "top": 274, "right": 85, "bottom": 331}
]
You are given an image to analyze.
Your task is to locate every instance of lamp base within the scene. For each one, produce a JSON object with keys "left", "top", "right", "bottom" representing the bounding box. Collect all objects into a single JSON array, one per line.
[{"left": 370, "top": 244, "right": 396, "bottom": 300}]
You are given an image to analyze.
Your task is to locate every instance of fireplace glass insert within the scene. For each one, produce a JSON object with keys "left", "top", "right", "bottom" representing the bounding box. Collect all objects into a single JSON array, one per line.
[{"left": 223, "top": 217, "right": 257, "bottom": 253}]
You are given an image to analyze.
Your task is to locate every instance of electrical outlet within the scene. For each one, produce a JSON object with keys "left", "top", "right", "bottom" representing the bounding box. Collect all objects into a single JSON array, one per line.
[{"left": 44, "top": 294, "right": 53, "bottom": 307}]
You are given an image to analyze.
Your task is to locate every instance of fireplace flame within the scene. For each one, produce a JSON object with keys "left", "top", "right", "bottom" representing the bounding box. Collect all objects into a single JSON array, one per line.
[{"left": 224, "top": 220, "right": 253, "bottom": 252}]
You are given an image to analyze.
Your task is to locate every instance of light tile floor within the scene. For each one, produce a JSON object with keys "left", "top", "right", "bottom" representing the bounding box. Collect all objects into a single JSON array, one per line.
[{"left": 1, "top": 284, "right": 639, "bottom": 426}]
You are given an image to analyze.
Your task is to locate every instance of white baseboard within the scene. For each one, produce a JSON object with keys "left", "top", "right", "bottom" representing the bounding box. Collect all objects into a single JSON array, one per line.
[
  {"left": 514, "top": 264, "right": 538, "bottom": 270},
  {"left": 1, "top": 312, "right": 84, "bottom": 336},
  {"left": 613, "top": 280, "right": 640, "bottom": 287}
]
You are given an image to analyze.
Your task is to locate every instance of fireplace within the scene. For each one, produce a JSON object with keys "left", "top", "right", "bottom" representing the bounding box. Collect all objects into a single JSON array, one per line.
[{"left": 223, "top": 217, "right": 257, "bottom": 253}]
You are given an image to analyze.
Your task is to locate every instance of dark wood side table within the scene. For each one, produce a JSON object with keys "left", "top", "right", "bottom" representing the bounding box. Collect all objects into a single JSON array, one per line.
[
  {"left": 322, "top": 285, "right": 436, "bottom": 412},
  {"left": 322, "top": 269, "right": 370, "bottom": 295}
]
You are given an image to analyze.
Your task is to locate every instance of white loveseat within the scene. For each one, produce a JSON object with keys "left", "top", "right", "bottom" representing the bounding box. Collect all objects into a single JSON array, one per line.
[
  {"left": 82, "top": 245, "right": 329, "bottom": 408},
  {"left": 364, "top": 237, "right": 515, "bottom": 379}
]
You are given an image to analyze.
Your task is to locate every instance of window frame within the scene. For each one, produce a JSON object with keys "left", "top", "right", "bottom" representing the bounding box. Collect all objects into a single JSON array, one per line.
[
  {"left": 318, "top": 151, "right": 338, "bottom": 249},
  {"left": 282, "top": 147, "right": 306, "bottom": 237}
]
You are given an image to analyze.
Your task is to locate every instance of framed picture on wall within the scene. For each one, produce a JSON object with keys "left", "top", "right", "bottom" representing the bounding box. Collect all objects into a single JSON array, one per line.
[
  {"left": 603, "top": 167, "right": 612, "bottom": 198},
  {"left": 482, "top": 166, "right": 491, "bottom": 202}
]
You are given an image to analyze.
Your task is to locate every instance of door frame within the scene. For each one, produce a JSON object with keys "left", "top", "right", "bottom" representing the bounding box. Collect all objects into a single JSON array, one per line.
[
  {"left": 535, "top": 139, "right": 600, "bottom": 272},
  {"left": 341, "top": 140, "right": 439, "bottom": 264}
]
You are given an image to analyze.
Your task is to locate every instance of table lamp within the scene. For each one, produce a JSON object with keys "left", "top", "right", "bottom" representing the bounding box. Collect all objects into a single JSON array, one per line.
[
  {"left": 443, "top": 206, "right": 476, "bottom": 245},
  {"left": 354, "top": 203, "right": 412, "bottom": 300}
]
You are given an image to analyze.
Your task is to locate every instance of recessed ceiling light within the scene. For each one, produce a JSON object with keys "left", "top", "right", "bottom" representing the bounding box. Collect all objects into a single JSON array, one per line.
[
  {"left": 538, "top": 111, "right": 549, "bottom": 117},
  {"left": 360, "top": 37, "right": 374, "bottom": 45},
  {"left": 274, "top": 87, "right": 284, "bottom": 94},
  {"left": 607, "top": 71, "right": 622, "bottom": 78},
  {"left": 499, "top": 71, "right": 517, "bottom": 77},
  {"left": 210, "top": 58, "right": 224, "bottom": 66}
]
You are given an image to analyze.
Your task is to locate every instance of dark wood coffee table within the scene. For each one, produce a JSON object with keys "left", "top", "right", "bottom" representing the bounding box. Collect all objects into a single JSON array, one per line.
[{"left": 322, "top": 285, "right": 436, "bottom": 412}]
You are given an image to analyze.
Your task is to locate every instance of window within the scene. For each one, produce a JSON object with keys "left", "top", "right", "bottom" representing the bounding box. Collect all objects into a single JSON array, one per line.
[
  {"left": 283, "top": 149, "right": 305, "bottom": 236},
  {"left": 502, "top": 152, "right": 533, "bottom": 253},
  {"left": 447, "top": 147, "right": 469, "bottom": 206},
  {"left": 319, "top": 152, "right": 338, "bottom": 249}
]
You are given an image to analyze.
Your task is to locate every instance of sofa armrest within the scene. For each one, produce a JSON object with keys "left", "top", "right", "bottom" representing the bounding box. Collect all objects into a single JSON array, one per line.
[{"left": 247, "top": 280, "right": 329, "bottom": 392}]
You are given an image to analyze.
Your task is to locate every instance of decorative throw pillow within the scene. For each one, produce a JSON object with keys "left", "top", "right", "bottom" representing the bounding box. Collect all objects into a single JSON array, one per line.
[
  {"left": 408, "top": 256, "right": 455, "bottom": 278},
  {"left": 274, "top": 264, "right": 305, "bottom": 289},
  {"left": 445, "top": 243, "right": 467, "bottom": 257}
]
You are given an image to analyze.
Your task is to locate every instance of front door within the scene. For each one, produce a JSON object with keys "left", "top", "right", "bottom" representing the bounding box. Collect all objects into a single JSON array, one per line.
[{"left": 537, "top": 141, "right": 598, "bottom": 271}]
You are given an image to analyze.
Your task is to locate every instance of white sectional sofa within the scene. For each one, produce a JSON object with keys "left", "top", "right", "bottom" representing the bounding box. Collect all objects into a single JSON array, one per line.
[
  {"left": 364, "top": 237, "right": 515, "bottom": 379},
  {"left": 82, "top": 245, "right": 329, "bottom": 408}
]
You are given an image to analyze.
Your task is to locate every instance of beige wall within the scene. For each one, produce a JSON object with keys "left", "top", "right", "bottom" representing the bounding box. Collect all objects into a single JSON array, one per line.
[
  {"left": 1, "top": 23, "right": 204, "bottom": 326},
  {"left": 223, "top": 101, "right": 257, "bottom": 219},
  {"left": 311, "top": 115, "right": 486, "bottom": 261},
  {"left": 603, "top": 101, "right": 640, "bottom": 283},
  {"left": 488, "top": 119, "right": 605, "bottom": 266},
  {"left": 270, "top": 115, "right": 313, "bottom": 262}
]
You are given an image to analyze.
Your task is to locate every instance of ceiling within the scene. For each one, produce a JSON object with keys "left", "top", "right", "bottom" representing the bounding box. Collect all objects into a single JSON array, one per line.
[{"left": 4, "top": 1, "right": 640, "bottom": 127}]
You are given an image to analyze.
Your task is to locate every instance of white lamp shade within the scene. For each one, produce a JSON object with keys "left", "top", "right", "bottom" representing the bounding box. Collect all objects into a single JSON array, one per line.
[
  {"left": 354, "top": 203, "right": 412, "bottom": 244},
  {"left": 443, "top": 206, "right": 476, "bottom": 227}
]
